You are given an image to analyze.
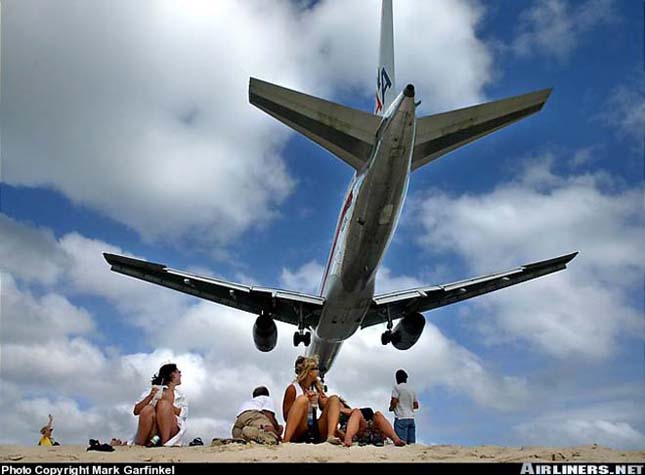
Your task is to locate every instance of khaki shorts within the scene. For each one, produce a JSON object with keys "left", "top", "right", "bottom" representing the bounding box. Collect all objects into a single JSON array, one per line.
[{"left": 231, "top": 410, "right": 273, "bottom": 439}]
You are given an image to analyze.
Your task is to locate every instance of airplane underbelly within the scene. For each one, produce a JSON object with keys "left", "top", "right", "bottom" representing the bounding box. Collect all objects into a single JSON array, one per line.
[
  {"left": 341, "top": 136, "right": 412, "bottom": 291},
  {"left": 315, "top": 275, "right": 373, "bottom": 340}
]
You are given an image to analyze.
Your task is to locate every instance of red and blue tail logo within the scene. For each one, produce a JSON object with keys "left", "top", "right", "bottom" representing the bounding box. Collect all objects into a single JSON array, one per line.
[{"left": 375, "top": 67, "right": 392, "bottom": 114}]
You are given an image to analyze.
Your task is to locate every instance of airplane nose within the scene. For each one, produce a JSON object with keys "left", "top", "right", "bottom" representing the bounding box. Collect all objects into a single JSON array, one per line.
[{"left": 404, "top": 84, "right": 415, "bottom": 98}]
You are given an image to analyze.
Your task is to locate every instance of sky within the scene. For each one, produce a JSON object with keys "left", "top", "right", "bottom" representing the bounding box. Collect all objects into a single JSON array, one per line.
[{"left": 1, "top": 0, "right": 643, "bottom": 449}]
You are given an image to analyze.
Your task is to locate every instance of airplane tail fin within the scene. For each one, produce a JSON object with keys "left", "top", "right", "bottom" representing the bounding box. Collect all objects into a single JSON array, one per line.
[{"left": 375, "top": 0, "right": 395, "bottom": 115}]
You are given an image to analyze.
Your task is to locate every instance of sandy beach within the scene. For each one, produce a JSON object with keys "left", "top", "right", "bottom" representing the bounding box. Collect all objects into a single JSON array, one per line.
[{"left": 1, "top": 444, "right": 643, "bottom": 463}]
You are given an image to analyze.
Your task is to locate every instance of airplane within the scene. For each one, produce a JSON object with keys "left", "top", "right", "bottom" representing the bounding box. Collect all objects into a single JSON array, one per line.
[{"left": 104, "top": 0, "right": 577, "bottom": 379}]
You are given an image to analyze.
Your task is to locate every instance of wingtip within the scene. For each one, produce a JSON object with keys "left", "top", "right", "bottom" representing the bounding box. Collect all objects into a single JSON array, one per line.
[
  {"left": 563, "top": 251, "right": 579, "bottom": 264},
  {"left": 103, "top": 252, "right": 116, "bottom": 265}
]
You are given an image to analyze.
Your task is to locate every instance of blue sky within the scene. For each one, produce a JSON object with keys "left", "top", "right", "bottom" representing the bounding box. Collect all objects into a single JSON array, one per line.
[{"left": 1, "top": 0, "right": 643, "bottom": 449}]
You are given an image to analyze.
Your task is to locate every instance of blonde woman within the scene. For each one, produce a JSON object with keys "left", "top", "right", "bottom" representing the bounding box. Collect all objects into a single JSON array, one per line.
[{"left": 281, "top": 356, "right": 342, "bottom": 444}]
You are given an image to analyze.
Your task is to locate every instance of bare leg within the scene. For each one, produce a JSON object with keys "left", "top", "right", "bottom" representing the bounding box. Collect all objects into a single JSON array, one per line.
[
  {"left": 342, "top": 409, "right": 367, "bottom": 447},
  {"left": 318, "top": 395, "right": 341, "bottom": 441},
  {"left": 283, "top": 395, "right": 309, "bottom": 442},
  {"left": 156, "top": 400, "right": 179, "bottom": 445},
  {"left": 134, "top": 406, "right": 156, "bottom": 446},
  {"left": 373, "top": 411, "right": 405, "bottom": 446}
]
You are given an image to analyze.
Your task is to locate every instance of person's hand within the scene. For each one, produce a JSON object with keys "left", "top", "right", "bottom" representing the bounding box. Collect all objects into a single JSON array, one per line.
[
  {"left": 149, "top": 386, "right": 160, "bottom": 398},
  {"left": 48, "top": 414, "right": 53, "bottom": 422}
]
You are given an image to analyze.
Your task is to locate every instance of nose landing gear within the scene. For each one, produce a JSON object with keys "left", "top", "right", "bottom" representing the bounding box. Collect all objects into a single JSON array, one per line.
[
  {"left": 293, "top": 331, "right": 311, "bottom": 347},
  {"left": 293, "top": 302, "right": 311, "bottom": 347}
]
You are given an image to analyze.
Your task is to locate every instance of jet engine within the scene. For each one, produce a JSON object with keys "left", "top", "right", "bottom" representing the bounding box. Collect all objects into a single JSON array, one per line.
[
  {"left": 390, "top": 312, "right": 425, "bottom": 350},
  {"left": 253, "top": 315, "right": 277, "bottom": 352}
]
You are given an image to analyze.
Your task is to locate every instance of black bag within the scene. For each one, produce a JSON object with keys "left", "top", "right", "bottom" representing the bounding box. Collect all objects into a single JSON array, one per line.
[{"left": 87, "top": 439, "right": 114, "bottom": 452}]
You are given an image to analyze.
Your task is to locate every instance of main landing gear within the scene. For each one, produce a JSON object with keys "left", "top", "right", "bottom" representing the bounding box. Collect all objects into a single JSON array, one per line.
[
  {"left": 380, "top": 305, "right": 399, "bottom": 345},
  {"left": 381, "top": 329, "right": 401, "bottom": 345}
]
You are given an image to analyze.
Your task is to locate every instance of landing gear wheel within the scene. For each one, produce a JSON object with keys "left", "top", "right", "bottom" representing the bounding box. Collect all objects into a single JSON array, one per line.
[
  {"left": 390, "top": 332, "right": 401, "bottom": 345},
  {"left": 303, "top": 332, "right": 311, "bottom": 347},
  {"left": 293, "top": 332, "right": 302, "bottom": 347},
  {"left": 381, "top": 330, "right": 392, "bottom": 345}
]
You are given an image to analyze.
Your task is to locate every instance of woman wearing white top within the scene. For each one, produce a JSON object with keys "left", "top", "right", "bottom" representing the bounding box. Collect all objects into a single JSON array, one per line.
[
  {"left": 132, "top": 363, "right": 188, "bottom": 446},
  {"left": 281, "top": 356, "right": 342, "bottom": 444}
]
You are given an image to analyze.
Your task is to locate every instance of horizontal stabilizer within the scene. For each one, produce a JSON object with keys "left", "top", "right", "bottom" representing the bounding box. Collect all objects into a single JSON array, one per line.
[
  {"left": 249, "top": 78, "right": 381, "bottom": 170},
  {"left": 103, "top": 253, "right": 323, "bottom": 328},
  {"left": 361, "top": 251, "right": 577, "bottom": 329},
  {"left": 412, "top": 88, "right": 552, "bottom": 171}
]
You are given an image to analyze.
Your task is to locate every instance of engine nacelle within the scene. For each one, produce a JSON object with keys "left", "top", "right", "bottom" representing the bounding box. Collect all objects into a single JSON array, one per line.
[
  {"left": 391, "top": 312, "right": 425, "bottom": 350},
  {"left": 253, "top": 315, "right": 277, "bottom": 352}
]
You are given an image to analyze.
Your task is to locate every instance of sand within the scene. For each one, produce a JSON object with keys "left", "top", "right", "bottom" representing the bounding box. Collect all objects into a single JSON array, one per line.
[{"left": 1, "top": 443, "right": 644, "bottom": 463}]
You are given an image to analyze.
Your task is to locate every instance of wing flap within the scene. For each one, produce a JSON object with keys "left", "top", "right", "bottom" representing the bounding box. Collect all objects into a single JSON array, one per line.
[
  {"left": 104, "top": 253, "right": 323, "bottom": 327},
  {"left": 412, "top": 89, "right": 552, "bottom": 171},
  {"left": 362, "top": 251, "right": 577, "bottom": 329},
  {"left": 249, "top": 78, "right": 381, "bottom": 170}
]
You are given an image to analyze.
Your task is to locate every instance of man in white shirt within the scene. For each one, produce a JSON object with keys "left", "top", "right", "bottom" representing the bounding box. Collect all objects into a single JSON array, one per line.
[
  {"left": 389, "top": 369, "right": 419, "bottom": 444},
  {"left": 232, "top": 386, "right": 283, "bottom": 444}
]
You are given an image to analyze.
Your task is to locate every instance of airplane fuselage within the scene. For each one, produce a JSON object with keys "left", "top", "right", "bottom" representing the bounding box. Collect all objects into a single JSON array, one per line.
[{"left": 308, "top": 87, "right": 416, "bottom": 374}]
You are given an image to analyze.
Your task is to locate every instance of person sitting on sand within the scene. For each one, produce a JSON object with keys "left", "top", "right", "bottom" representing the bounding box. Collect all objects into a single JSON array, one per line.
[
  {"left": 231, "top": 386, "right": 283, "bottom": 445},
  {"left": 282, "top": 356, "right": 342, "bottom": 445},
  {"left": 132, "top": 363, "right": 188, "bottom": 447},
  {"left": 336, "top": 399, "right": 405, "bottom": 448},
  {"left": 38, "top": 414, "right": 60, "bottom": 446}
]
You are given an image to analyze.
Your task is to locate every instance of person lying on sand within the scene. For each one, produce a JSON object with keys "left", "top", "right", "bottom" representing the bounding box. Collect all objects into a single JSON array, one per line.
[
  {"left": 336, "top": 399, "right": 406, "bottom": 448},
  {"left": 282, "top": 356, "right": 342, "bottom": 445}
]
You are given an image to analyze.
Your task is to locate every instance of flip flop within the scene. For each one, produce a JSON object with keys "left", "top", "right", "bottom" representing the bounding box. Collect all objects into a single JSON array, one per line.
[{"left": 326, "top": 436, "right": 343, "bottom": 446}]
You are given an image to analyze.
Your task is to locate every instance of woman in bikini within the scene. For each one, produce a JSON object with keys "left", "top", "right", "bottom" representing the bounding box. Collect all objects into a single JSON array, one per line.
[{"left": 281, "top": 356, "right": 342, "bottom": 444}]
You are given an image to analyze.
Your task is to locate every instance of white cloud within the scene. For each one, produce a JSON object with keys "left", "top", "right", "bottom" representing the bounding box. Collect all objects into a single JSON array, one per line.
[
  {"left": 58, "top": 232, "right": 191, "bottom": 331},
  {"left": 280, "top": 260, "right": 324, "bottom": 294},
  {"left": 598, "top": 82, "right": 645, "bottom": 144},
  {"left": 3, "top": 0, "right": 493, "bottom": 251},
  {"left": 0, "top": 215, "right": 68, "bottom": 285},
  {"left": 332, "top": 322, "right": 531, "bottom": 413},
  {"left": 511, "top": 0, "right": 616, "bottom": 62},
  {"left": 375, "top": 267, "right": 425, "bottom": 294},
  {"left": 1, "top": 274, "right": 94, "bottom": 344},
  {"left": 412, "top": 153, "right": 644, "bottom": 360},
  {"left": 515, "top": 401, "right": 645, "bottom": 450}
]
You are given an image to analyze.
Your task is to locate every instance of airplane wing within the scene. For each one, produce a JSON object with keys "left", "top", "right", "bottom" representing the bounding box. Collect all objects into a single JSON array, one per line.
[
  {"left": 103, "top": 253, "right": 324, "bottom": 328},
  {"left": 249, "top": 77, "right": 382, "bottom": 170},
  {"left": 361, "top": 251, "right": 577, "bottom": 329},
  {"left": 412, "top": 88, "right": 552, "bottom": 171}
]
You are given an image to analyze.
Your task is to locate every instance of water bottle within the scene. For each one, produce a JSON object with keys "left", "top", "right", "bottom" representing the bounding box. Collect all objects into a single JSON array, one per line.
[{"left": 306, "top": 402, "right": 315, "bottom": 442}]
